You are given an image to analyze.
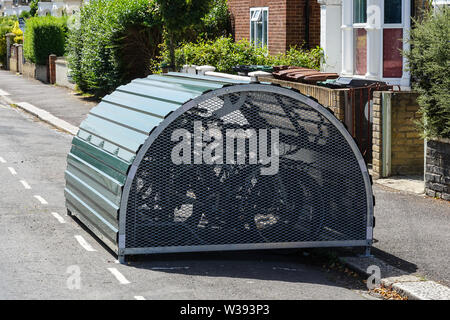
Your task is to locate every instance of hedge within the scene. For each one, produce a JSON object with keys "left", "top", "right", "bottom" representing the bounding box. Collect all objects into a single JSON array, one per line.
[
  {"left": 404, "top": 8, "right": 450, "bottom": 139},
  {"left": 163, "top": 36, "right": 324, "bottom": 73},
  {"left": 23, "top": 16, "right": 67, "bottom": 65},
  {"left": 67, "top": 0, "right": 162, "bottom": 97}
]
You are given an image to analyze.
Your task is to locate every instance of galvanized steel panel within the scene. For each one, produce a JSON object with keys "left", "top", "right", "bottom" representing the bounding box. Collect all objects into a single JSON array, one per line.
[
  {"left": 65, "top": 73, "right": 374, "bottom": 261},
  {"left": 65, "top": 73, "right": 236, "bottom": 251}
]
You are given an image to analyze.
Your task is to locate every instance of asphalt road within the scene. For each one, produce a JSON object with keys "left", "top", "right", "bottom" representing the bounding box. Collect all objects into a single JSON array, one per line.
[
  {"left": 0, "top": 103, "right": 369, "bottom": 300},
  {"left": 372, "top": 185, "right": 450, "bottom": 286}
]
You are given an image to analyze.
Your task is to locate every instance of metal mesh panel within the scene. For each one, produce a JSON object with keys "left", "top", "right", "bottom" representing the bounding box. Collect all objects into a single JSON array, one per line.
[{"left": 125, "top": 90, "right": 368, "bottom": 249}]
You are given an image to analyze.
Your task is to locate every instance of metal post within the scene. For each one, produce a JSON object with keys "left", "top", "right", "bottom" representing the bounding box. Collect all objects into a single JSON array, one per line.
[{"left": 362, "top": 246, "right": 373, "bottom": 258}]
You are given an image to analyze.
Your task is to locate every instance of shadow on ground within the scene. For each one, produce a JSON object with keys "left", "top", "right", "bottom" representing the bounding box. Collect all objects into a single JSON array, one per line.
[
  {"left": 70, "top": 216, "right": 417, "bottom": 292},
  {"left": 126, "top": 249, "right": 369, "bottom": 291}
]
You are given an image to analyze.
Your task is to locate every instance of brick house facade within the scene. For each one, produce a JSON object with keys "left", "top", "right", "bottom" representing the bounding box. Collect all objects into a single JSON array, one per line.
[{"left": 228, "top": 0, "right": 321, "bottom": 54}]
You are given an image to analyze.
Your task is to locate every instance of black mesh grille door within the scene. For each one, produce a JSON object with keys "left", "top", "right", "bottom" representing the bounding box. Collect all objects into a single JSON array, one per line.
[{"left": 124, "top": 87, "right": 369, "bottom": 250}]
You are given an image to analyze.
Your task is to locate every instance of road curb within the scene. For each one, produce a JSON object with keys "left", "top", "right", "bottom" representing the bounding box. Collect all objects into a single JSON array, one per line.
[
  {"left": 340, "top": 256, "right": 450, "bottom": 300},
  {"left": 12, "top": 101, "right": 78, "bottom": 136}
]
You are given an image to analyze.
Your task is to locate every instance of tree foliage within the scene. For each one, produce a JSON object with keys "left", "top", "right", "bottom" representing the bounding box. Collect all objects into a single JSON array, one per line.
[
  {"left": 404, "top": 7, "right": 450, "bottom": 139},
  {"left": 12, "top": 21, "right": 23, "bottom": 44},
  {"left": 194, "top": 0, "right": 232, "bottom": 40},
  {"left": 29, "top": 0, "right": 39, "bottom": 17},
  {"left": 19, "top": 11, "right": 32, "bottom": 19},
  {"left": 67, "top": 0, "right": 162, "bottom": 97},
  {"left": 163, "top": 36, "right": 324, "bottom": 73},
  {"left": 156, "top": 0, "right": 213, "bottom": 69},
  {"left": 0, "top": 16, "right": 16, "bottom": 67}
]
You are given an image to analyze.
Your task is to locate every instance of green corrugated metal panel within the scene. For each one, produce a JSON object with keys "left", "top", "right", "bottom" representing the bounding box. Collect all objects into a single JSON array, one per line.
[{"left": 65, "top": 72, "right": 247, "bottom": 252}]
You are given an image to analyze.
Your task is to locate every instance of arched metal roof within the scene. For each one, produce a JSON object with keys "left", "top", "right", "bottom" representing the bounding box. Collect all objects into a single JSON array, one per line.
[{"left": 65, "top": 73, "right": 249, "bottom": 250}]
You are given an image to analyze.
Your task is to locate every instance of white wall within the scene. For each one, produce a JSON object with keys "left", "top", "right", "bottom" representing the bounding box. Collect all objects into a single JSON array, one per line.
[{"left": 318, "top": 0, "right": 342, "bottom": 74}]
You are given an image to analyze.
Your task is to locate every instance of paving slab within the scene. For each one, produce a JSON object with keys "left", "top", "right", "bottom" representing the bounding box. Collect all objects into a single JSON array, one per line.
[{"left": 375, "top": 175, "right": 425, "bottom": 195}]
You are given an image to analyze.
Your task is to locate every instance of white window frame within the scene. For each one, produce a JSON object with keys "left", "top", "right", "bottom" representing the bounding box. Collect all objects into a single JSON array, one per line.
[
  {"left": 352, "top": 0, "right": 368, "bottom": 76},
  {"left": 380, "top": 0, "right": 407, "bottom": 83},
  {"left": 342, "top": 0, "right": 411, "bottom": 88},
  {"left": 250, "top": 7, "right": 269, "bottom": 49}
]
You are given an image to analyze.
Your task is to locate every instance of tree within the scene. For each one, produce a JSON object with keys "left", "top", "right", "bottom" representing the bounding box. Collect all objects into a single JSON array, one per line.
[
  {"left": 29, "top": 0, "right": 39, "bottom": 17},
  {"left": 156, "top": 0, "right": 213, "bottom": 69},
  {"left": 197, "top": 0, "right": 232, "bottom": 40},
  {"left": 404, "top": 7, "right": 450, "bottom": 139},
  {"left": 19, "top": 11, "right": 31, "bottom": 19}
]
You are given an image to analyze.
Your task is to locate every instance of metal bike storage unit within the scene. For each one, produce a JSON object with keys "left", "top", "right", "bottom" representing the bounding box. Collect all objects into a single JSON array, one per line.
[{"left": 64, "top": 72, "right": 375, "bottom": 263}]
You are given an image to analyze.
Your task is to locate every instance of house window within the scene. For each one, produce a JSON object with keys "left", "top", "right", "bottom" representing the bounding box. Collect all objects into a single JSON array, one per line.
[
  {"left": 353, "top": 0, "right": 367, "bottom": 23},
  {"left": 343, "top": 0, "right": 409, "bottom": 84},
  {"left": 384, "top": 0, "right": 402, "bottom": 24},
  {"left": 382, "top": 0, "right": 404, "bottom": 78},
  {"left": 250, "top": 7, "right": 268, "bottom": 48},
  {"left": 383, "top": 29, "right": 403, "bottom": 77},
  {"left": 354, "top": 29, "right": 367, "bottom": 75},
  {"left": 353, "top": 0, "right": 367, "bottom": 75}
]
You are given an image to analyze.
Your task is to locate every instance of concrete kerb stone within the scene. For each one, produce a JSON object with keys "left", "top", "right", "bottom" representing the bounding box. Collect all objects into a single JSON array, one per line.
[
  {"left": 340, "top": 256, "right": 450, "bottom": 300},
  {"left": 9, "top": 99, "right": 78, "bottom": 136},
  {"left": 392, "top": 281, "right": 450, "bottom": 300}
]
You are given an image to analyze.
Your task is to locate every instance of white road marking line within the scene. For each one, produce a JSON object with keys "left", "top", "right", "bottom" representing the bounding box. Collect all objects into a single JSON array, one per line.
[
  {"left": 0, "top": 89, "right": 10, "bottom": 96},
  {"left": 7, "top": 167, "right": 17, "bottom": 175},
  {"left": 134, "top": 296, "right": 146, "bottom": 300},
  {"left": 51, "top": 212, "right": 65, "bottom": 224},
  {"left": 74, "top": 235, "right": 96, "bottom": 252},
  {"left": 107, "top": 268, "right": 130, "bottom": 285},
  {"left": 0, "top": 156, "right": 6, "bottom": 163},
  {"left": 20, "top": 180, "right": 31, "bottom": 189},
  {"left": 33, "top": 195, "right": 48, "bottom": 205}
]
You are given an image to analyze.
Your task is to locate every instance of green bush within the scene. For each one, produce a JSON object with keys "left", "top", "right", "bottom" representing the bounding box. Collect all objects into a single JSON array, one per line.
[
  {"left": 12, "top": 21, "right": 23, "bottom": 44},
  {"left": 23, "top": 16, "right": 67, "bottom": 65},
  {"left": 67, "top": 0, "right": 162, "bottom": 97},
  {"left": 272, "top": 46, "right": 324, "bottom": 70},
  {"left": 0, "top": 16, "right": 17, "bottom": 67},
  {"left": 404, "top": 8, "right": 450, "bottom": 139},
  {"left": 19, "top": 11, "right": 32, "bottom": 19},
  {"left": 163, "top": 36, "right": 323, "bottom": 73}
]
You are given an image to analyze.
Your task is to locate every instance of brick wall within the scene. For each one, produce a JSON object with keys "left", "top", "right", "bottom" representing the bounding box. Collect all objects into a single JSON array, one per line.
[
  {"left": 425, "top": 139, "right": 450, "bottom": 201},
  {"left": 371, "top": 91, "right": 424, "bottom": 178},
  {"left": 228, "top": 0, "right": 320, "bottom": 54},
  {"left": 308, "top": 0, "right": 321, "bottom": 49},
  {"left": 390, "top": 92, "right": 423, "bottom": 175}
]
